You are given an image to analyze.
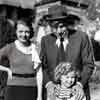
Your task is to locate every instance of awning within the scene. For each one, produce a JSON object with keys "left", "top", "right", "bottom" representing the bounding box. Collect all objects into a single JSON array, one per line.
[
  {"left": 0, "top": 0, "right": 36, "bottom": 9},
  {"left": 0, "top": 0, "right": 3, "bottom": 4}
]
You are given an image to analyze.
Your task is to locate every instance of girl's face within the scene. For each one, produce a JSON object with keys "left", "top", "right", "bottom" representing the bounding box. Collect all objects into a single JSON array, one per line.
[
  {"left": 16, "top": 23, "right": 30, "bottom": 44},
  {"left": 60, "top": 71, "right": 76, "bottom": 88}
]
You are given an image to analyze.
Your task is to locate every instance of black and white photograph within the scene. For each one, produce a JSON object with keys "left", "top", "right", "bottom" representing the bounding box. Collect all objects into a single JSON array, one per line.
[{"left": 0, "top": 0, "right": 99, "bottom": 100}]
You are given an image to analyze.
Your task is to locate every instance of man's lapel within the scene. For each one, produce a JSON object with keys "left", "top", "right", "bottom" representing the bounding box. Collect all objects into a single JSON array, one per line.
[{"left": 50, "top": 33, "right": 59, "bottom": 60}]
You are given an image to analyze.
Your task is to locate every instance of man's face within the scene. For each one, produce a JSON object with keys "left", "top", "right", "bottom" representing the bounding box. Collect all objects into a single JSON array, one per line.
[
  {"left": 57, "top": 23, "right": 67, "bottom": 37},
  {"left": 50, "top": 21, "right": 67, "bottom": 37}
]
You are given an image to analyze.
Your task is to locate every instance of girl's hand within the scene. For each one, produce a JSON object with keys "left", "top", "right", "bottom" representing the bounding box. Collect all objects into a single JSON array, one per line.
[{"left": 7, "top": 69, "right": 12, "bottom": 80}]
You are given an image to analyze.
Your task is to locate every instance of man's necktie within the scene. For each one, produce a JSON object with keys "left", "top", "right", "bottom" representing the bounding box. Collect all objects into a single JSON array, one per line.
[{"left": 57, "top": 37, "right": 66, "bottom": 65}]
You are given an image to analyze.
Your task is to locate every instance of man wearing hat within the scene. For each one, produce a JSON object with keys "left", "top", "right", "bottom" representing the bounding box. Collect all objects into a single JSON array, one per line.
[{"left": 40, "top": 5, "right": 94, "bottom": 100}]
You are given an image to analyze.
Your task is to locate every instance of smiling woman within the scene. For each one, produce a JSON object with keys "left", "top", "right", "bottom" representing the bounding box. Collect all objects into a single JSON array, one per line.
[
  {"left": 15, "top": 19, "right": 33, "bottom": 45},
  {"left": 0, "top": 18, "right": 42, "bottom": 100}
]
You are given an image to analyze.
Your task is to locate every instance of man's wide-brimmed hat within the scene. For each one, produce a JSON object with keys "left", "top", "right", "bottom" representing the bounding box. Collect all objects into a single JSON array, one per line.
[{"left": 46, "top": 5, "right": 68, "bottom": 21}]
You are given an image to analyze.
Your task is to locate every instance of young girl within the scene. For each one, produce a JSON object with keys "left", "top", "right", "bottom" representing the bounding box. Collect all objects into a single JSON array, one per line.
[{"left": 47, "top": 62, "right": 86, "bottom": 100}]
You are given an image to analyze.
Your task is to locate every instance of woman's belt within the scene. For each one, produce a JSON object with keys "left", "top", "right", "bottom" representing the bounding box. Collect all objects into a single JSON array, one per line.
[{"left": 12, "top": 73, "right": 36, "bottom": 78}]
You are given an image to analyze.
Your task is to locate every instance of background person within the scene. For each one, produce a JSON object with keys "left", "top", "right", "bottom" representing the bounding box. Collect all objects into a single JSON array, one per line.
[{"left": 35, "top": 16, "right": 51, "bottom": 54}]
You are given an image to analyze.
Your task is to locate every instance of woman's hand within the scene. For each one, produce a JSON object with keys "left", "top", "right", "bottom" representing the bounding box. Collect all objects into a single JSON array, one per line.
[
  {"left": 7, "top": 68, "right": 12, "bottom": 80},
  {"left": 37, "top": 96, "right": 42, "bottom": 100},
  {"left": 0, "top": 65, "right": 12, "bottom": 80}
]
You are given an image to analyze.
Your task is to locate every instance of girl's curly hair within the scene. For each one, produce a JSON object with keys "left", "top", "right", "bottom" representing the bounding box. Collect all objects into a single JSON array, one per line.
[{"left": 54, "top": 62, "right": 79, "bottom": 83}]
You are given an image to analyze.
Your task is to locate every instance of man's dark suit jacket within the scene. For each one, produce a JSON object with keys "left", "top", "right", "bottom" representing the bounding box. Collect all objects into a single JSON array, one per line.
[{"left": 40, "top": 30, "right": 94, "bottom": 100}]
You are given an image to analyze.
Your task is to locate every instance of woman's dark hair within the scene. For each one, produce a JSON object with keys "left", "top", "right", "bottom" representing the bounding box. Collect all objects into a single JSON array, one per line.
[{"left": 15, "top": 18, "right": 34, "bottom": 39}]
